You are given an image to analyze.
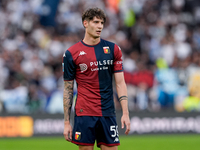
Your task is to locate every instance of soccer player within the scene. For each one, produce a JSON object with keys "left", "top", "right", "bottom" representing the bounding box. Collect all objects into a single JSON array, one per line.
[{"left": 63, "top": 7, "right": 130, "bottom": 150}]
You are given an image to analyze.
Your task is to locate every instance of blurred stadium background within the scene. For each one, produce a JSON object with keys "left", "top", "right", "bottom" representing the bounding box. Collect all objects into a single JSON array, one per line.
[{"left": 0, "top": 0, "right": 200, "bottom": 149}]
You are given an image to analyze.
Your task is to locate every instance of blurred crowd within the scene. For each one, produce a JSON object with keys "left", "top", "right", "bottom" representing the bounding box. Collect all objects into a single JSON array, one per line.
[{"left": 0, "top": 0, "right": 200, "bottom": 114}]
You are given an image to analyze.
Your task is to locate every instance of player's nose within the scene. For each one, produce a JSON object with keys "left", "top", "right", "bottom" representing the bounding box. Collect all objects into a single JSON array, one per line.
[{"left": 98, "top": 23, "right": 103, "bottom": 29}]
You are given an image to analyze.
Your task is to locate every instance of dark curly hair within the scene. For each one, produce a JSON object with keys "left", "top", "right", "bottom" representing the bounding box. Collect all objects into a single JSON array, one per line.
[{"left": 82, "top": 7, "right": 106, "bottom": 24}]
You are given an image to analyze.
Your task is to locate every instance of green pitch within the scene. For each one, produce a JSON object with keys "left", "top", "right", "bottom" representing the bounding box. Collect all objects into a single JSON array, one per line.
[{"left": 1, "top": 134, "right": 200, "bottom": 150}]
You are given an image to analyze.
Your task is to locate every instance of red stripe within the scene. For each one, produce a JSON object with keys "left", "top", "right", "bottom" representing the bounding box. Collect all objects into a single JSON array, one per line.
[
  {"left": 72, "top": 140, "right": 94, "bottom": 146},
  {"left": 97, "top": 142, "right": 120, "bottom": 147},
  {"left": 69, "top": 44, "right": 102, "bottom": 116}
]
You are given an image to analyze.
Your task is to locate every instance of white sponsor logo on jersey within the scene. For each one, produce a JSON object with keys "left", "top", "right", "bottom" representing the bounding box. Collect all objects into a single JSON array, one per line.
[
  {"left": 90, "top": 60, "right": 113, "bottom": 66},
  {"left": 79, "top": 63, "right": 87, "bottom": 72}
]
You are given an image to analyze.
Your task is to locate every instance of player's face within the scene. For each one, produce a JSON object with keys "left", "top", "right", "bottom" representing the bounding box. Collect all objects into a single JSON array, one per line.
[{"left": 85, "top": 17, "right": 104, "bottom": 39}]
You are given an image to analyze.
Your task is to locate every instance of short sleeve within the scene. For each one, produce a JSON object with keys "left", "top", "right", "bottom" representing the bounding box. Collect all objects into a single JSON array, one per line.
[
  {"left": 62, "top": 50, "right": 76, "bottom": 80},
  {"left": 113, "top": 44, "right": 123, "bottom": 72}
]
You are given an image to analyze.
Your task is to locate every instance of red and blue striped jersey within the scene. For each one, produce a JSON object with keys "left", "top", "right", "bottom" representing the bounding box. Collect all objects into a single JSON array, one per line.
[{"left": 62, "top": 39, "right": 123, "bottom": 116}]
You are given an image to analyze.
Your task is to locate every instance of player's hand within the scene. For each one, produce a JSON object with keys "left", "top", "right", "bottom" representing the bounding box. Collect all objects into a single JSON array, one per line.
[
  {"left": 63, "top": 121, "right": 72, "bottom": 142},
  {"left": 121, "top": 114, "right": 130, "bottom": 135}
]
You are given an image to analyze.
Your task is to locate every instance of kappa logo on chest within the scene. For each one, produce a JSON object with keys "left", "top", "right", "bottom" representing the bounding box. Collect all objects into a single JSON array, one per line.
[{"left": 79, "top": 51, "right": 87, "bottom": 56}]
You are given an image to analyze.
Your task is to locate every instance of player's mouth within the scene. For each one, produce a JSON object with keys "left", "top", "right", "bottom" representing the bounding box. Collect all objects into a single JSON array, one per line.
[{"left": 96, "top": 31, "right": 101, "bottom": 34}]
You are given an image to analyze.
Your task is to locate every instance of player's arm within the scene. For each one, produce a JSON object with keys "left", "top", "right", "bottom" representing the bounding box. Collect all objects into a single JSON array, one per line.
[
  {"left": 114, "top": 72, "right": 130, "bottom": 135},
  {"left": 63, "top": 80, "right": 74, "bottom": 141}
]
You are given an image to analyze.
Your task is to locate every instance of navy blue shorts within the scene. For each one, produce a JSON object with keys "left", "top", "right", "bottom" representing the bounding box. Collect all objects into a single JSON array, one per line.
[{"left": 72, "top": 116, "right": 120, "bottom": 147}]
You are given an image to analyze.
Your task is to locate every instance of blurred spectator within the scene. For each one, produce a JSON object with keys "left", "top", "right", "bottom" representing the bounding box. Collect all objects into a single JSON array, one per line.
[{"left": 183, "top": 95, "right": 200, "bottom": 112}]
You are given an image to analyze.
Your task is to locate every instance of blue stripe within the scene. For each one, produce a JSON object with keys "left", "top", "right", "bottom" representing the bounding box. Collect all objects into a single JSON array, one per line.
[{"left": 94, "top": 39, "right": 115, "bottom": 116}]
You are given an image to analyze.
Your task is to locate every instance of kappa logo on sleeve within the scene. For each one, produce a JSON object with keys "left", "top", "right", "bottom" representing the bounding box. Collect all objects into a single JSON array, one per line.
[
  {"left": 75, "top": 132, "right": 81, "bottom": 140},
  {"left": 103, "top": 46, "right": 110, "bottom": 54}
]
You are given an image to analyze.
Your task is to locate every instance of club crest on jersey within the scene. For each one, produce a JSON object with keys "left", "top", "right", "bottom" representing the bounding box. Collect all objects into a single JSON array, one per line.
[
  {"left": 103, "top": 46, "right": 110, "bottom": 54},
  {"left": 75, "top": 132, "right": 81, "bottom": 140},
  {"left": 79, "top": 63, "right": 87, "bottom": 72}
]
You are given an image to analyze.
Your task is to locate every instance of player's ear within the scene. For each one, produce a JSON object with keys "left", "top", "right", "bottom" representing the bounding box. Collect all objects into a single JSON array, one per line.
[{"left": 83, "top": 20, "right": 88, "bottom": 28}]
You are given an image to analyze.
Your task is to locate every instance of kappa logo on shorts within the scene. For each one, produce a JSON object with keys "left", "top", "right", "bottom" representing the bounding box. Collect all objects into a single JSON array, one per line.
[
  {"left": 114, "top": 137, "right": 119, "bottom": 142},
  {"left": 75, "top": 132, "right": 81, "bottom": 140}
]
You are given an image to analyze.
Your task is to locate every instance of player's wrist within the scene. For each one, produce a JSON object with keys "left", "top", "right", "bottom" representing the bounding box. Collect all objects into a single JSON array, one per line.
[
  {"left": 64, "top": 121, "right": 71, "bottom": 125},
  {"left": 122, "top": 110, "right": 129, "bottom": 116}
]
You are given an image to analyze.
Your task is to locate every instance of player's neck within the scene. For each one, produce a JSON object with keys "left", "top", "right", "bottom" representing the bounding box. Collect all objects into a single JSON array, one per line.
[{"left": 83, "top": 35, "right": 100, "bottom": 46}]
